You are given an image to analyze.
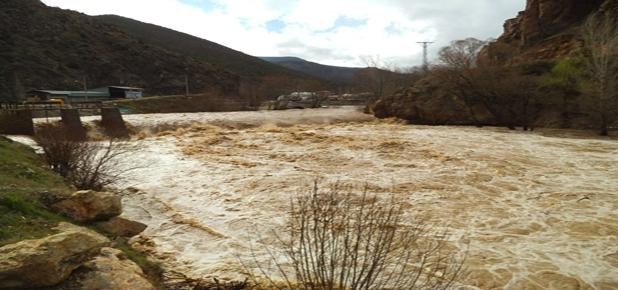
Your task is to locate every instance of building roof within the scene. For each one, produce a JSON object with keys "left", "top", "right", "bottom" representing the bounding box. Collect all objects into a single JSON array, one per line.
[
  {"left": 68, "top": 91, "right": 110, "bottom": 98},
  {"left": 28, "top": 90, "right": 72, "bottom": 95},
  {"left": 28, "top": 89, "right": 109, "bottom": 98},
  {"left": 107, "top": 86, "right": 143, "bottom": 90}
]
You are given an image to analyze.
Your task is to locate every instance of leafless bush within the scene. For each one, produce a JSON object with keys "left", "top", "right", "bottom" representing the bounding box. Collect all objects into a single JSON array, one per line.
[
  {"left": 581, "top": 7, "right": 618, "bottom": 136},
  {"left": 35, "top": 124, "right": 136, "bottom": 191},
  {"left": 243, "top": 183, "right": 466, "bottom": 290}
]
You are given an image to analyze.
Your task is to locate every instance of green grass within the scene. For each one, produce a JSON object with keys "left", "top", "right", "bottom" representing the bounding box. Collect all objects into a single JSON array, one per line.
[
  {"left": 0, "top": 136, "right": 72, "bottom": 246},
  {"left": 0, "top": 193, "right": 67, "bottom": 246}
]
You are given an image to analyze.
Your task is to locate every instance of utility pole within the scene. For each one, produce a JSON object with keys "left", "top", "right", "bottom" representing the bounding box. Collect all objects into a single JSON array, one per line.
[
  {"left": 417, "top": 41, "right": 434, "bottom": 72},
  {"left": 184, "top": 73, "right": 190, "bottom": 96},
  {"left": 74, "top": 77, "right": 88, "bottom": 102}
]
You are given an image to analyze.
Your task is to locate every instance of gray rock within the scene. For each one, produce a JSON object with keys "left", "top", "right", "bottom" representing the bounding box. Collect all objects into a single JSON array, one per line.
[
  {"left": 59, "top": 247, "right": 156, "bottom": 290},
  {"left": 0, "top": 223, "right": 110, "bottom": 289},
  {"left": 96, "top": 217, "right": 147, "bottom": 238}
]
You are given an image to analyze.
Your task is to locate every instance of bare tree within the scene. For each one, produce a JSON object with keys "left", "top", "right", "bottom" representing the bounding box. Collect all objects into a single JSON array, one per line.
[
  {"left": 243, "top": 183, "right": 466, "bottom": 290},
  {"left": 35, "top": 124, "right": 136, "bottom": 191},
  {"left": 436, "top": 38, "right": 542, "bottom": 130},
  {"left": 356, "top": 55, "right": 412, "bottom": 102},
  {"left": 581, "top": 8, "right": 618, "bottom": 136}
]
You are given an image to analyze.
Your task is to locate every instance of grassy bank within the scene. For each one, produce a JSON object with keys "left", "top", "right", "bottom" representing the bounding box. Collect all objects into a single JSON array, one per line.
[{"left": 0, "top": 136, "right": 71, "bottom": 246}]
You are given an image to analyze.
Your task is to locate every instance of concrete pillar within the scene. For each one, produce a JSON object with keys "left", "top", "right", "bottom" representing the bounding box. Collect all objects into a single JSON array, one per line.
[
  {"left": 60, "top": 109, "right": 87, "bottom": 140},
  {"left": 101, "top": 107, "right": 129, "bottom": 138},
  {"left": 0, "top": 109, "right": 34, "bottom": 135}
]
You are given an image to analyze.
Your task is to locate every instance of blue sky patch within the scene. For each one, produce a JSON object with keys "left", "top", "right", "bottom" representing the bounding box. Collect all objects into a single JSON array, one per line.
[
  {"left": 386, "top": 23, "right": 403, "bottom": 35},
  {"left": 266, "top": 19, "right": 286, "bottom": 33},
  {"left": 334, "top": 16, "right": 368, "bottom": 28},
  {"left": 317, "top": 16, "right": 368, "bottom": 33},
  {"left": 179, "top": 0, "right": 218, "bottom": 11}
]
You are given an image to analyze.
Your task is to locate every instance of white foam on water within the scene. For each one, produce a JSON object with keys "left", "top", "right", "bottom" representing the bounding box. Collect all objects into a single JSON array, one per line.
[{"left": 55, "top": 108, "right": 618, "bottom": 289}]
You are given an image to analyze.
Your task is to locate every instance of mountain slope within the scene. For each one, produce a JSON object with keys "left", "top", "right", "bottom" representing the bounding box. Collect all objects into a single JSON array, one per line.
[
  {"left": 260, "top": 57, "right": 363, "bottom": 83},
  {"left": 0, "top": 0, "right": 240, "bottom": 102},
  {"left": 95, "top": 15, "right": 318, "bottom": 81}
]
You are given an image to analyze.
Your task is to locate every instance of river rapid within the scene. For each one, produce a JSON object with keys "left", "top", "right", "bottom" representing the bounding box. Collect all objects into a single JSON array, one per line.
[{"left": 108, "top": 107, "right": 618, "bottom": 289}]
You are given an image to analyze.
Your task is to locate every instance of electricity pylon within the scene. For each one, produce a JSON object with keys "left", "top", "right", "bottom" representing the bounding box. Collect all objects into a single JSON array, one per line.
[{"left": 417, "top": 41, "right": 433, "bottom": 72}]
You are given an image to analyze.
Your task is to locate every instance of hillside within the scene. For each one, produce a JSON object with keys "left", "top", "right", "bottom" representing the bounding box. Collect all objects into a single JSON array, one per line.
[
  {"left": 0, "top": 0, "right": 241, "bottom": 103},
  {"left": 96, "top": 15, "right": 318, "bottom": 81},
  {"left": 260, "top": 56, "right": 363, "bottom": 83}
]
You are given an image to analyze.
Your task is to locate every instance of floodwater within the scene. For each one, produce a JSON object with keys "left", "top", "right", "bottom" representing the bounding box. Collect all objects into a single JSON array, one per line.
[{"left": 108, "top": 107, "right": 618, "bottom": 289}]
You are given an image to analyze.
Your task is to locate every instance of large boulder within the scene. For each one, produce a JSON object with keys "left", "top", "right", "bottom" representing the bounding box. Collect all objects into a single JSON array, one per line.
[
  {"left": 0, "top": 223, "right": 110, "bottom": 289},
  {"left": 57, "top": 247, "right": 156, "bottom": 290},
  {"left": 51, "top": 190, "right": 122, "bottom": 222},
  {"left": 95, "top": 217, "right": 147, "bottom": 238}
]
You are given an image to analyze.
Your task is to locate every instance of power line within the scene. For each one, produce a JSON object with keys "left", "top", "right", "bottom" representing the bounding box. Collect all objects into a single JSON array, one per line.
[{"left": 417, "top": 41, "right": 434, "bottom": 72}]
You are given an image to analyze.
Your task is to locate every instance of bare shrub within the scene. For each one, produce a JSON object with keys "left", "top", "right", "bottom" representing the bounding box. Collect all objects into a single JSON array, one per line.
[
  {"left": 243, "top": 183, "right": 466, "bottom": 290},
  {"left": 35, "top": 124, "right": 135, "bottom": 191}
]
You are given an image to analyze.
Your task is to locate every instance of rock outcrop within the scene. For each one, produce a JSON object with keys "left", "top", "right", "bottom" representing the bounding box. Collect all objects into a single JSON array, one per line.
[
  {"left": 50, "top": 190, "right": 122, "bottom": 222},
  {"left": 373, "top": 76, "right": 494, "bottom": 125},
  {"left": 0, "top": 223, "right": 109, "bottom": 289},
  {"left": 57, "top": 247, "right": 156, "bottom": 290},
  {"left": 480, "top": 0, "right": 605, "bottom": 65}
]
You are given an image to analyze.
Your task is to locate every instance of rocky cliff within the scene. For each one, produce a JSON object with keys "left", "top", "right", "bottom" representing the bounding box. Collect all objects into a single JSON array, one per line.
[
  {"left": 374, "top": 0, "right": 615, "bottom": 128},
  {"left": 480, "top": 0, "right": 606, "bottom": 65},
  {"left": 0, "top": 0, "right": 240, "bottom": 102}
]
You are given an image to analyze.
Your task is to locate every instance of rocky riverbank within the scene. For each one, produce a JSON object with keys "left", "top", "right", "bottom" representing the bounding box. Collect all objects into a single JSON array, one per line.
[
  {"left": 0, "top": 136, "right": 157, "bottom": 290},
  {"left": 0, "top": 188, "right": 155, "bottom": 290}
]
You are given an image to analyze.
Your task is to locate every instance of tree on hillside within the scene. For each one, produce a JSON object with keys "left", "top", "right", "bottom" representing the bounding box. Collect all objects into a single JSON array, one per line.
[
  {"left": 581, "top": 8, "right": 618, "bottom": 136},
  {"left": 543, "top": 59, "right": 585, "bottom": 128}
]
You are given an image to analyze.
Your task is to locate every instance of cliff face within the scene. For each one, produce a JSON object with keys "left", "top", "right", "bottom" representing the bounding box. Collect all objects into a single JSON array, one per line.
[
  {"left": 0, "top": 0, "right": 241, "bottom": 102},
  {"left": 480, "top": 0, "right": 605, "bottom": 65}
]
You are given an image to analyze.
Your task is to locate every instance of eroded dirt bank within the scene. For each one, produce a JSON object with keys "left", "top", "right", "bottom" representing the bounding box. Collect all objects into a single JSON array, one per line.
[{"left": 112, "top": 107, "right": 618, "bottom": 289}]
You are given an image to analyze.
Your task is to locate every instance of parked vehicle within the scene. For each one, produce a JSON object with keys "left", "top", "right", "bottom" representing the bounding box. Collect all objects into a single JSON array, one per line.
[{"left": 274, "top": 92, "right": 322, "bottom": 110}]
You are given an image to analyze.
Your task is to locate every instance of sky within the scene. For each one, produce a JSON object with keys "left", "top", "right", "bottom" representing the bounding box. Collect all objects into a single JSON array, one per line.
[{"left": 41, "top": 0, "right": 525, "bottom": 68}]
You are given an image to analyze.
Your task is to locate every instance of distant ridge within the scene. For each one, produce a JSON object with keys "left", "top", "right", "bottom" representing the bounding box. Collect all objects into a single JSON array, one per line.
[{"left": 259, "top": 57, "right": 363, "bottom": 83}]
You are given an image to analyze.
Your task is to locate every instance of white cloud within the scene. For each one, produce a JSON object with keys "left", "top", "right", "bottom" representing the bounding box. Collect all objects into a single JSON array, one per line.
[{"left": 40, "top": 0, "right": 524, "bottom": 67}]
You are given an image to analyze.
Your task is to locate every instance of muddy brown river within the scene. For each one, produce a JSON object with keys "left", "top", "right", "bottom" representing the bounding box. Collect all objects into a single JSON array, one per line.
[{"left": 108, "top": 107, "right": 618, "bottom": 289}]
